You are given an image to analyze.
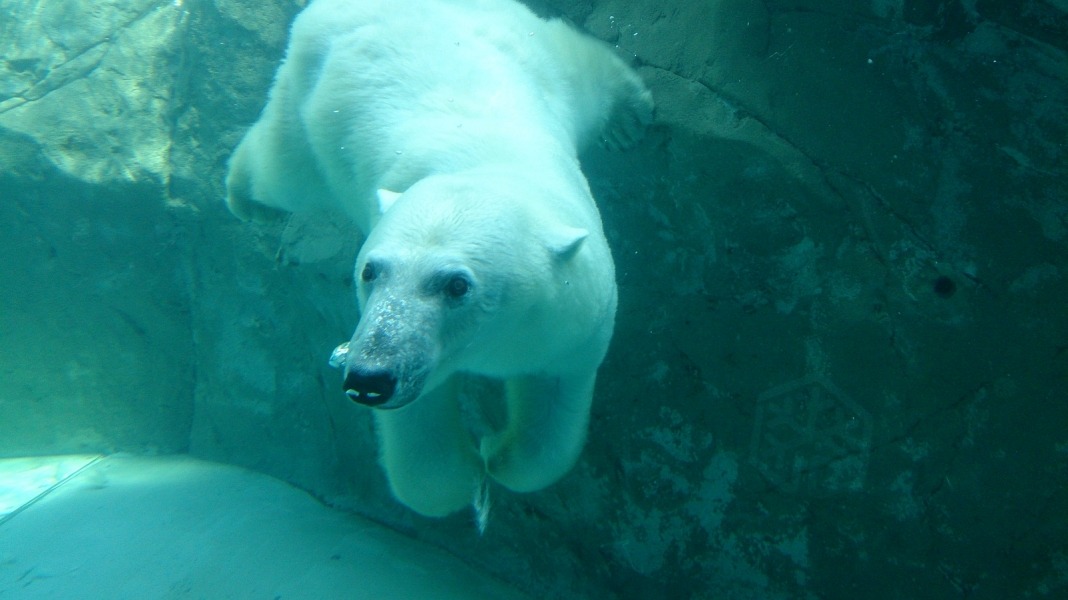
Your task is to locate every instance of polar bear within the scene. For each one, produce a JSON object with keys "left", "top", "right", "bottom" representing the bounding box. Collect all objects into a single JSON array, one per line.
[{"left": 225, "top": 0, "right": 652, "bottom": 518}]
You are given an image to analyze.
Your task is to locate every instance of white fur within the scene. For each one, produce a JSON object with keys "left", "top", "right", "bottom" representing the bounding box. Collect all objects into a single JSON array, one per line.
[{"left": 226, "top": 0, "right": 652, "bottom": 517}]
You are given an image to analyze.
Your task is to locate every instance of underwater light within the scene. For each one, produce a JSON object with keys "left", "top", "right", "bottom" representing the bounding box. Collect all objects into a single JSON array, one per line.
[{"left": 0, "top": 455, "right": 102, "bottom": 525}]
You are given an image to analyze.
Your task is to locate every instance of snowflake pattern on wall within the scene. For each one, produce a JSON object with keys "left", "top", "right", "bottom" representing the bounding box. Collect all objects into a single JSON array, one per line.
[{"left": 750, "top": 376, "right": 873, "bottom": 494}]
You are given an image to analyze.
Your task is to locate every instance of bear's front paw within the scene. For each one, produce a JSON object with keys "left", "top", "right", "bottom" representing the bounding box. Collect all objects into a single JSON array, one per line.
[
  {"left": 601, "top": 84, "right": 654, "bottom": 151},
  {"left": 481, "top": 432, "right": 566, "bottom": 493},
  {"left": 480, "top": 433, "right": 510, "bottom": 477},
  {"left": 480, "top": 433, "right": 530, "bottom": 492}
]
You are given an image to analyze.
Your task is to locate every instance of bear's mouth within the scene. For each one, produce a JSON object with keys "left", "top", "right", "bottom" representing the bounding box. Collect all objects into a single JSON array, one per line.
[
  {"left": 329, "top": 341, "right": 426, "bottom": 409},
  {"left": 343, "top": 367, "right": 397, "bottom": 407}
]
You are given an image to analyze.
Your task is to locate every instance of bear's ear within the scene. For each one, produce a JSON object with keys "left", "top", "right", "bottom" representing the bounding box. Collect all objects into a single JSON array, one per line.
[
  {"left": 377, "top": 189, "right": 403, "bottom": 214},
  {"left": 545, "top": 226, "right": 588, "bottom": 260}
]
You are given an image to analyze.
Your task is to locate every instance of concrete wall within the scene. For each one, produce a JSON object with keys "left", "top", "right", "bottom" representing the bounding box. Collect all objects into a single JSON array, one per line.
[{"left": 0, "top": 0, "right": 1065, "bottom": 597}]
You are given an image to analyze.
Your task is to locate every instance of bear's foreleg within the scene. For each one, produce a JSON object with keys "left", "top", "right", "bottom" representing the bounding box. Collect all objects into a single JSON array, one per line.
[
  {"left": 374, "top": 377, "right": 484, "bottom": 517},
  {"left": 481, "top": 372, "right": 596, "bottom": 493}
]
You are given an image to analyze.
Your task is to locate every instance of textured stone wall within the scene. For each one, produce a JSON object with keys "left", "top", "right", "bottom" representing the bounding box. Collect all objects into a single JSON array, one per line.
[
  {"left": 0, "top": 0, "right": 199, "bottom": 456},
  {"left": 0, "top": 0, "right": 1065, "bottom": 598}
]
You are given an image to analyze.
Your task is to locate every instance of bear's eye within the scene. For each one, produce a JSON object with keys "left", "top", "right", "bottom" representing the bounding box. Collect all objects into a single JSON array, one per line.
[
  {"left": 360, "top": 262, "right": 376, "bottom": 283},
  {"left": 443, "top": 274, "right": 470, "bottom": 299}
]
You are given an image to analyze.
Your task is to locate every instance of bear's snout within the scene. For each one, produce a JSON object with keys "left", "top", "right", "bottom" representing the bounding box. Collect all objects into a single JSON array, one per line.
[{"left": 344, "top": 367, "right": 397, "bottom": 407}]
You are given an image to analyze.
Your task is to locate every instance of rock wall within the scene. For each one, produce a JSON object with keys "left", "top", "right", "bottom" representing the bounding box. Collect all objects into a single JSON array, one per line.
[
  {"left": 0, "top": 0, "right": 198, "bottom": 456},
  {"left": 0, "top": 0, "right": 1065, "bottom": 598}
]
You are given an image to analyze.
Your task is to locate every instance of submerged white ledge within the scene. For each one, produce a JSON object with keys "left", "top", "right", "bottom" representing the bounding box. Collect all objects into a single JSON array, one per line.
[{"left": 0, "top": 454, "right": 525, "bottom": 599}]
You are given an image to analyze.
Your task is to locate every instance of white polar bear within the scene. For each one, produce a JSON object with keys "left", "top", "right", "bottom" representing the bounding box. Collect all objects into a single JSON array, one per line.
[{"left": 225, "top": 0, "right": 652, "bottom": 518}]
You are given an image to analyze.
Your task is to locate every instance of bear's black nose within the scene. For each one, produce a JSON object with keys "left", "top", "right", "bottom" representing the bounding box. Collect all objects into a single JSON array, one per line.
[{"left": 343, "top": 367, "right": 396, "bottom": 406}]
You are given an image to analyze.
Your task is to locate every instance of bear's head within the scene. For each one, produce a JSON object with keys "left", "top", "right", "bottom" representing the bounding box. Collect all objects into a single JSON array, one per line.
[{"left": 335, "top": 171, "right": 594, "bottom": 409}]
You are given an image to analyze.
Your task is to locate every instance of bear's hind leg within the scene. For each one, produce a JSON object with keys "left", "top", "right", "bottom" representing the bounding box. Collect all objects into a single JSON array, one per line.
[
  {"left": 224, "top": 16, "right": 336, "bottom": 223},
  {"left": 374, "top": 377, "right": 484, "bottom": 517},
  {"left": 542, "top": 19, "right": 653, "bottom": 151}
]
